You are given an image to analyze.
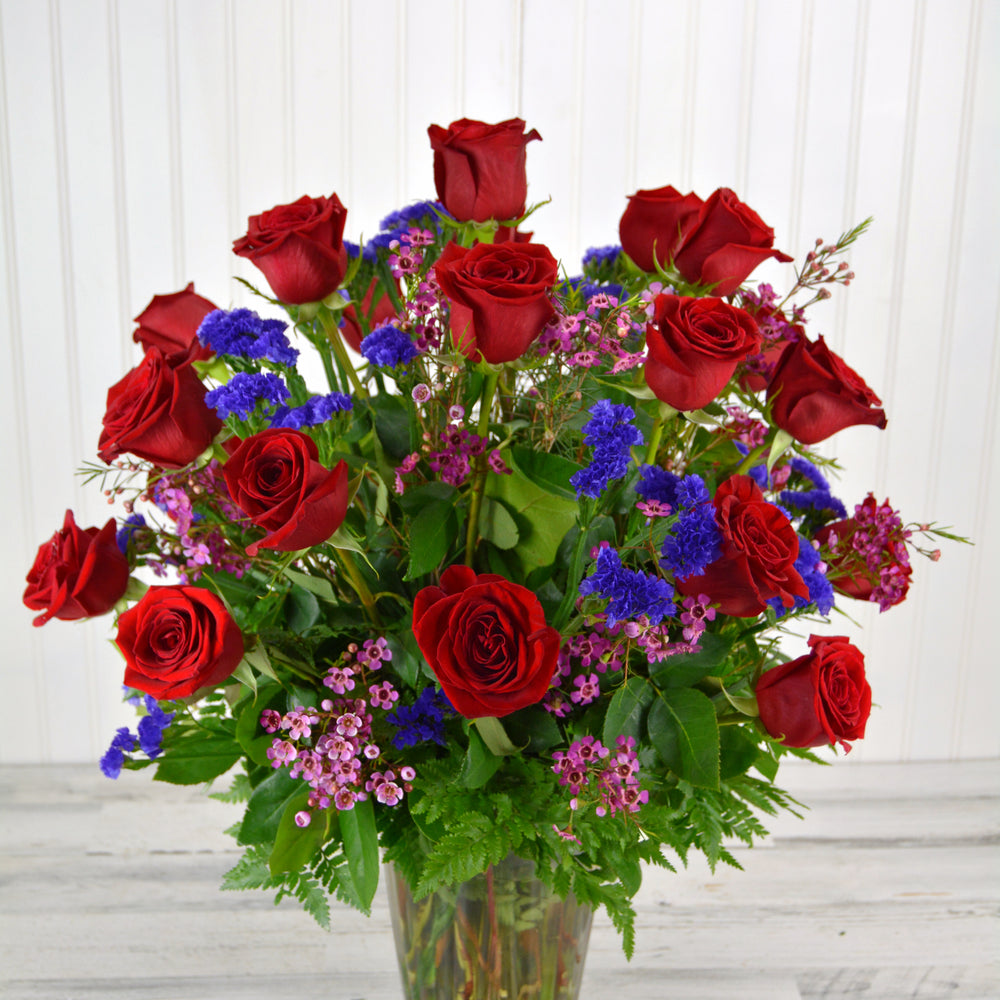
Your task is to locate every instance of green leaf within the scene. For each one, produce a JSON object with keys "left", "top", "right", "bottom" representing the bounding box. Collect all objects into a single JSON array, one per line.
[
  {"left": 242, "top": 641, "right": 279, "bottom": 684},
  {"left": 508, "top": 446, "right": 583, "bottom": 501},
  {"left": 460, "top": 726, "right": 502, "bottom": 788},
  {"left": 339, "top": 796, "right": 379, "bottom": 913},
  {"left": 369, "top": 393, "right": 411, "bottom": 459},
  {"left": 230, "top": 658, "right": 258, "bottom": 696},
  {"left": 719, "top": 726, "right": 761, "bottom": 780},
  {"left": 478, "top": 495, "right": 519, "bottom": 550},
  {"left": 282, "top": 567, "right": 337, "bottom": 602},
  {"left": 285, "top": 586, "right": 320, "bottom": 633},
  {"left": 502, "top": 706, "right": 563, "bottom": 753},
  {"left": 238, "top": 768, "right": 301, "bottom": 845},
  {"left": 647, "top": 689, "right": 720, "bottom": 789},
  {"left": 485, "top": 469, "right": 578, "bottom": 572},
  {"left": 473, "top": 716, "right": 520, "bottom": 756},
  {"left": 649, "top": 632, "right": 734, "bottom": 688},
  {"left": 269, "top": 791, "right": 329, "bottom": 875},
  {"left": 405, "top": 499, "right": 456, "bottom": 579},
  {"left": 235, "top": 685, "right": 286, "bottom": 767},
  {"left": 152, "top": 727, "right": 242, "bottom": 785},
  {"left": 603, "top": 676, "right": 655, "bottom": 746}
]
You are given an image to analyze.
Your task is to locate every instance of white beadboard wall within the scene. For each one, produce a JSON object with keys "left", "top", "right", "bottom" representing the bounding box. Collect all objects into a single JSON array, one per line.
[{"left": 1, "top": 0, "right": 997, "bottom": 766}]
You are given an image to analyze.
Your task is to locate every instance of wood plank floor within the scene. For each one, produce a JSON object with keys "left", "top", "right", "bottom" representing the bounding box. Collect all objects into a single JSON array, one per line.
[{"left": 1, "top": 760, "right": 997, "bottom": 999}]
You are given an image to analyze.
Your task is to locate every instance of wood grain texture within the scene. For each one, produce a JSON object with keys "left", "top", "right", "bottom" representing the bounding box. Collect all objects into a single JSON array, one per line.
[{"left": 1, "top": 760, "right": 997, "bottom": 999}]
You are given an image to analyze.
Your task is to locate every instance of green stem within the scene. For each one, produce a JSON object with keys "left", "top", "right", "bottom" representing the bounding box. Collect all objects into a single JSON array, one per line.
[
  {"left": 643, "top": 411, "right": 667, "bottom": 465},
  {"left": 734, "top": 442, "right": 767, "bottom": 476},
  {"left": 334, "top": 549, "right": 382, "bottom": 628},
  {"left": 551, "top": 505, "right": 594, "bottom": 631},
  {"left": 464, "top": 369, "right": 500, "bottom": 567},
  {"left": 316, "top": 308, "right": 367, "bottom": 399}
]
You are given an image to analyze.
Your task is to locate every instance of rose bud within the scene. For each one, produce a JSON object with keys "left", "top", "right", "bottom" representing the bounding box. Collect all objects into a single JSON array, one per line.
[
  {"left": 643, "top": 294, "right": 762, "bottom": 412},
  {"left": 222, "top": 428, "right": 349, "bottom": 556},
  {"left": 673, "top": 187, "right": 793, "bottom": 296},
  {"left": 233, "top": 193, "right": 349, "bottom": 304},
  {"left": 434, "top": 240, "right": 559, "bottom": 364},
  {"left": 340, "top": 277, "right": 399, "bottom": 353},
  {"left": 756, "top": 634, "right": 872, "bottom": 749},
  {"left": 428, "top": 117, "right": 541, "bottom": 222},
  {"left": 23, "top": 511, "right": 130, "bottom": 626},
  {"left": 412, "top": 566, "right": 560, "bottom": 718},
  {"left": 766, "top": 335, "right": 888, "bottom": 445},
  {"left": 115, "top": 585, "right": 244, "bottom": 700},
  {"left": 132, "top": 283, "right": 217, "bottom": 364},
  {"left": 98, "top": 348, "right": 222, "bottom": 470},
  {"left": 619, "top": 184, "right": 703, "bottom": 273}
]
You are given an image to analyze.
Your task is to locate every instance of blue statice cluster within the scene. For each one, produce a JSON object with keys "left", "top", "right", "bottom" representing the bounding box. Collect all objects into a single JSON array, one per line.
[
  {"left": 360, "top": 323, "right": 419, "bottom": 369},
  {"left": 570, "top": 400, "right": 644, "bottom": 500},
  {"left": 639, "top": 469, "right": 722, "bottom": 580},
  {"left": 205, "top": 372, "right": 290, "bottom": 421},
  {"left": 767, "top": 535, "right": 835, "bottom": 617},
  {"left": 582, "top": 245, "right": 623, "bottom": 270},
  {"left": 197, "top": 308, "right": 299, "bottom": 366},
  {"left": 386, "top": 686, "right": 452, "bottom": 750},
  {"left": 270, "top": 392, "right": 353, "bottom": 429},
  {"left": 116, "top": 513, "right": 146, "bottom": 554},
  {"left": 362, "top": 200, "right": 447, "bottom": 262},
  {"left": 99, "top": 696, "right": 175, "bottom": 779},
  {"left": 779, "top": 456, "right": 847, "bottom": 521},
  {"left": 579, "top": 545, "right": 676, "bottom": 627}
]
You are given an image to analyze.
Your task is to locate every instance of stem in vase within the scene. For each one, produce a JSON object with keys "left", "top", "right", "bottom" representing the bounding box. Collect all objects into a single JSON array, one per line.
[
  {"left": 316, "top": 307, "right": 367, "bottom": 399},
  {"left": 464, "top": 368, "right": 500, "bottom": 567}
]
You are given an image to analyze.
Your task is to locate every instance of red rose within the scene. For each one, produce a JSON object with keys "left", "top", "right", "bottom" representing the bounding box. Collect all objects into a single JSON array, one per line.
[
  {"left": 756, "top": 634, "right": 872, "bottom": 749},
  {"left": 98, "top": 348, "right": 222, "bottom": 469},
  {"left": 340, "top": 277, "right": 398, "bottom": 353},
  {"left": 737, "top": 295, "right": 806, "bottom": 392},
  {"left": 223, "top": 428, "right": 349, "bottom": 556},
  {"left": 233, "top": 194, "right": 348, "bottom": 304},
  {"left": 23, "top": 510, "right": 130, "bottom": 627},
  {"left": 673, "top": 188, "right": 793, "bottom": 296},
  {"left": 412, "top": 566, "right": 560, "bottom": 718},
  {"left": 814, "top": 495, "right": 912, "bottom": 610},
  {"left": 766, "top": 335, "right": 888, "bottom": 444},
  {"left": 116, "top": 585, "right": 244, "bottom": 700},
  {"left": 619, "top": 185, "right": 703, "bottom": 273},
  {"left": 428, "top": 118, "right": 541, "bottom": 222},
  {"left": 434, "top": 240, "right": 558, "bottom": 364},
  {"left": 132, "top": 283, "right": 217, "bottom": 364},
  {"left": 676, "top": 474, "right": 809, "bottom": 617},
  {"left": 643, "top": 294, "right": 762, "bottom": 411}
]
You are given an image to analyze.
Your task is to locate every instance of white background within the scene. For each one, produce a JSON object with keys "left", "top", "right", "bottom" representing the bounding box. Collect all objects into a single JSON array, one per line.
[{"left": 1, "top": 0, "right": 997, "bottom": 766}]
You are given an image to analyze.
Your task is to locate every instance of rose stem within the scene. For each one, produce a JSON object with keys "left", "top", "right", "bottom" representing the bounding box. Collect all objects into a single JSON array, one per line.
[
  {"left": 464, "top": 368, "right": 500, "bottom": 567},
  {"left": 333, "top": 549, "right": 382, "bottom": 628},
  {"left": 316, "top": 308, "right": 368, "bottom": 399}
]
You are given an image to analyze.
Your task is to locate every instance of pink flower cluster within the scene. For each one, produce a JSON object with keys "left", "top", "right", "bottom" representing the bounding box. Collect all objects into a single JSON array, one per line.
[
  {"left": 543, "top": 629, "right": 622, "bottom": 718},
  {"left": 537, "top": 298, "right": 645, "bottom": 374},
  {"left": 552, "top": 735, "right": 647, "bottom": 818}
]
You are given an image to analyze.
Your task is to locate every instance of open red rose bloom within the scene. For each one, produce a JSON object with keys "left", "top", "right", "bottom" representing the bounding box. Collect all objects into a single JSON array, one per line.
[{"left": 412, "top": 566, "right": 560, "bottom": 718}]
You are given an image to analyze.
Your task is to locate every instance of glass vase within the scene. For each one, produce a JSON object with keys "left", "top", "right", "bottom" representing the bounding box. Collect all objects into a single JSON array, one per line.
[{"left": 385, "top": 854, "right": 593, "bottom": 1000}]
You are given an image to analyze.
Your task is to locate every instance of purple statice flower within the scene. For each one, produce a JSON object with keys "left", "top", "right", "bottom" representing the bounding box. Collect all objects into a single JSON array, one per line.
[
  {"left": 378, "top": 199, "right": 447, "bottom": 233},
  {"left": 361, "top": 323, "right": 419, "bottom": 369},
  {"left": 386, "top": 686, "right": 451, "bottom": 750},
  {"left": 570, "top": 400, "right": 644, "bottom": 500},
  {"left": 579, "top": 545, "right": 676, "bottom": 627},
  {"left": 205, "top": 372, "right": 290, "bottom": 420},
  {"left": 661, "top": 504, "right": 723, "bottom": 580},
  {"left": 767, "top": 535, "right": 835, "bottom": 617},
  {"left": 676, "top": 474, "right": 711, "bottom": 508},
  {"left": 116, "top": 513, "right": 146, "bottom": 554},
  {"left": 135, "top": 695, "right": 175, "bottom": 759},
  {"left": 780, "top": 488, "right": 848, "bottom": 521},
  {"left": 343, "top": 240, "right": 361, "bottom": 259},
  {"left": 197, "top": 308, "right": 299, "bottom": 366},
  {"left": 636, "top": 465, "right": 682, "bottom": 507},
  {"left": 99, "top": 728, "right": 138, "bottom": 779},
  {"left": 582, "top": 244, "right": 622, "bottom": 270},
  {"left": 270, "top": 391, "right": 352, "bottom": 429}
]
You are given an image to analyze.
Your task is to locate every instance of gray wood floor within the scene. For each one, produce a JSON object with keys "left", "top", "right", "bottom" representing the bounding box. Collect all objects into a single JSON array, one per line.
[{"left": 1, "top": 760, "right": 997, "bottom": 1000}]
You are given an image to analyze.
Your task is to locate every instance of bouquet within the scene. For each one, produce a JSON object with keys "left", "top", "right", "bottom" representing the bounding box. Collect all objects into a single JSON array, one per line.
[{"left": 24, "top": 116, "right": 959, "bottom": 981}]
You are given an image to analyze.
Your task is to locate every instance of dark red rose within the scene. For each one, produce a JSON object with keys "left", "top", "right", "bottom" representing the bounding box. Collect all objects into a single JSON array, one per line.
[
  {"left": 643, "top": 294, "right": 762, "bottom": 411},
  {"left": 673, "top": 188, "right": 793, "bottom": 296},
  {"left": 428, "top": 118, "right": 541, "bottom": 223},
  {"left": 115, "top": 585, "right": 244, "bottom": 700},
  {"left": 412, "top": 566, "right": 560, "bottom": 718},
  {"left": 223, "top": 428, "right": 349, "bottom": 556},
  {"left": 766, "top": 335, "right": 888, "bottom": 444},
  {"left": 132, "top": 283, "right": 217, "bottom": 364},
  {"left": 434, "top": 240, "right": 558, "bottom": 364},
  {"left": 23, "top": 510, "right": 130, "bottom": 627},
  {"left": 756, "top": 634, "right": 872, "bottom": 749},
  {"left": 814, "top": 495, "right": 912, "bottom": 610},
  {"left": 619, "top": 185, "right": 703, "bottom": 273},
  {"left": 340, "top": 277, "right": 398, "bottom": 353},
  {"left": 676, "top": 474, "right": 809, "bottom": 617},
  {"left": 233, "top": 194, "right": 349, "bottom": 304},
  {"left": 98, "top": 348, "right": 222, "bottom": 469}
]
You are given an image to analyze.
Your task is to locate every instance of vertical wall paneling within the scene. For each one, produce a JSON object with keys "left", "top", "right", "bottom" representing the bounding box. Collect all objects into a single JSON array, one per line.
[{"left": 1, "top": 0, "right": 997, "bottom": 763}]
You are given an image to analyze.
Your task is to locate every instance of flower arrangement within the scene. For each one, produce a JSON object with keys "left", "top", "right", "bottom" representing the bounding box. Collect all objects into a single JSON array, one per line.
[{"left": 25, "top": 117, "right": 960, "bottom": 971}]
